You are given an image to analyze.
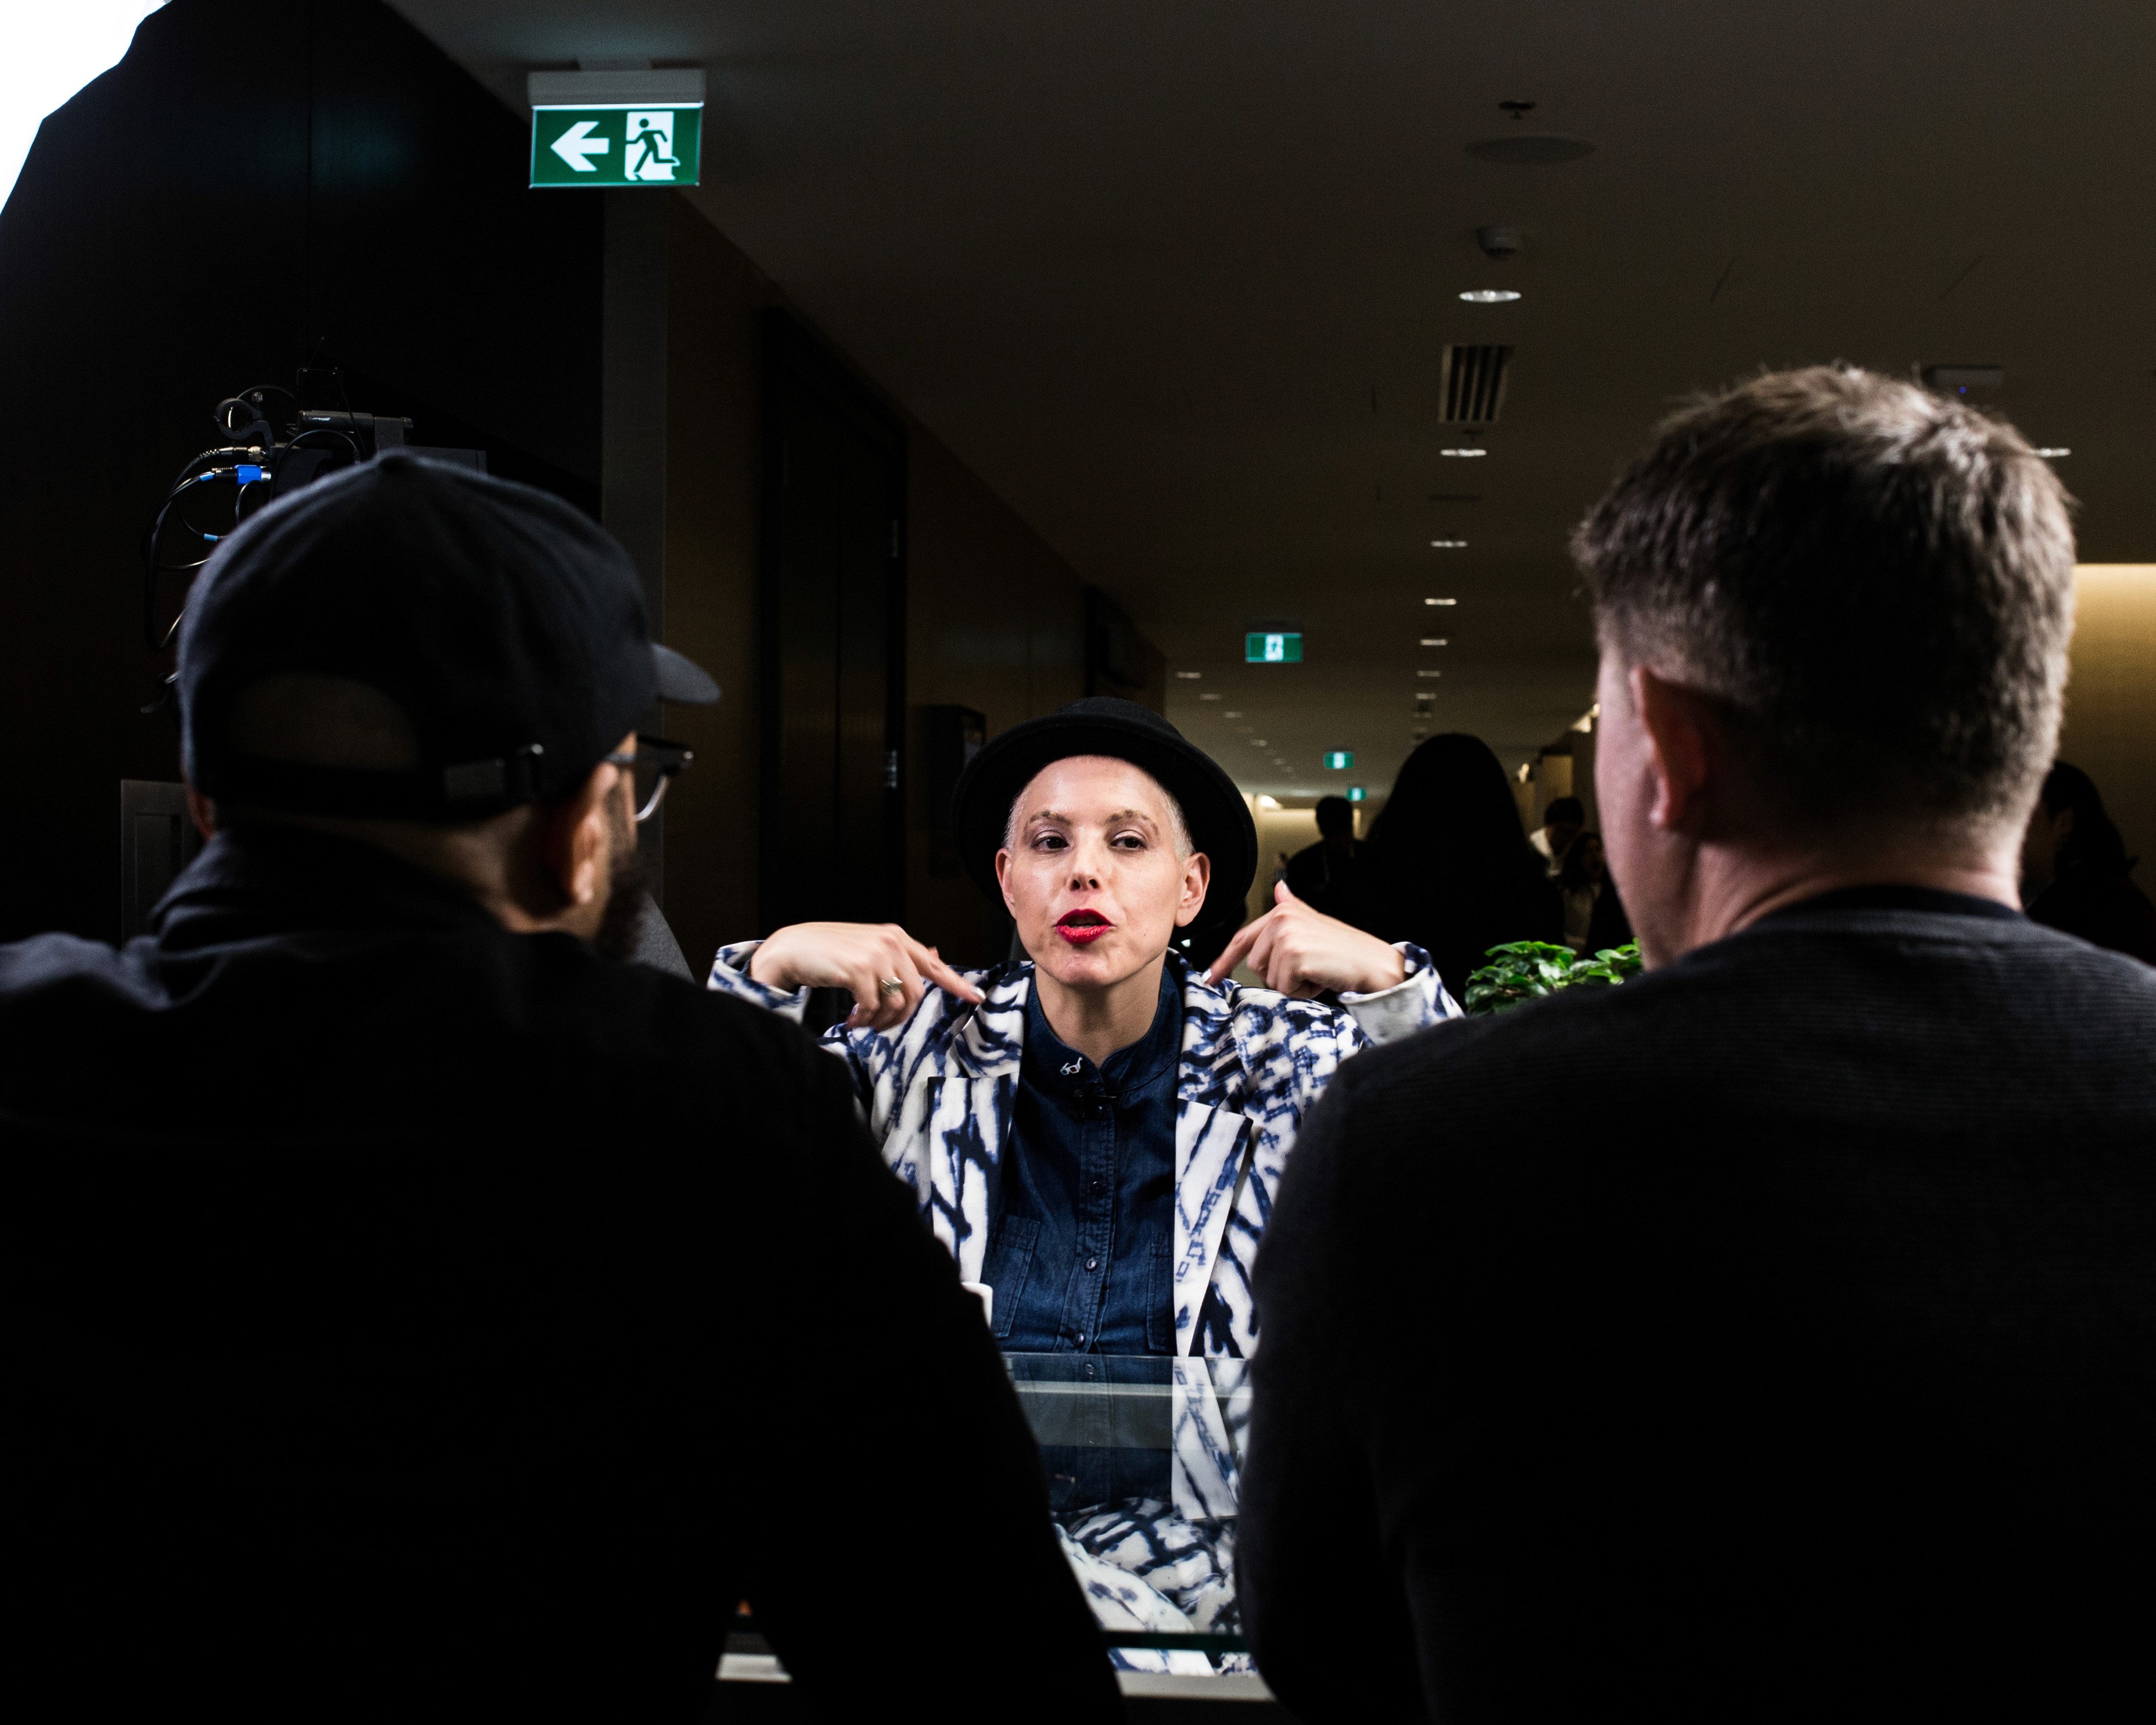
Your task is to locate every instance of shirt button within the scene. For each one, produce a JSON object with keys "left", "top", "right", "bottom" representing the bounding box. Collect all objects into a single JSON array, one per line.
[
  {"left": 1090, "top": 1177, "right": 1106, "bottom": 1195},
  {"left": 1075, "top": 1331, "right": 1087, "bottom": 1344},
  {"left": 1086, "top": 1257, "right": 1100, "bottom": 1271}
]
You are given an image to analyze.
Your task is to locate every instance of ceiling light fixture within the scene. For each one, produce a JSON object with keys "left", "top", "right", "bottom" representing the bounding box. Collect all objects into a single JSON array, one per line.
[
  {"left": 1459, "top": 289, "right": 1522, "bottom": 303},
  {"left": 1175, "top": 670, "right": 1203, "bottom": 679},
  {"left": 1440, "top": 447, "right": 1488, "bottom": 458},
  {"left": 1256, "top": 795, "right": 1282, "bottom": 811},
  {"left": 1417, "top": 669, "right": 1443, "bottom": 679},
  {"left": 1251, "top": 739, "right": 1268, "bottom": 747},
  {"left": 1430, "top": 539, "right": 1468, "bottom": 548},
  {"left": 1199, "top": 691, "right": 1222, "bottom": 701},
  {"left": 1420, "top": 637, "right": 1449, "bottom": 647},
  {"left": 1225, "top": 711, "right": 1244, "bottom": 718},
  {"left": 2035, "top": 447, "right": 2071, "bottom": 458},
  {"left": 1425, "top": 597, "right": 1458, "bottom": 606}
]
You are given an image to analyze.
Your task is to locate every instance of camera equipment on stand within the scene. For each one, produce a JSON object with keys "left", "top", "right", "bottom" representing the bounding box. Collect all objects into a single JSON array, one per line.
[{"left": 140, "top": 381, "right": 417, "bottom": 659}]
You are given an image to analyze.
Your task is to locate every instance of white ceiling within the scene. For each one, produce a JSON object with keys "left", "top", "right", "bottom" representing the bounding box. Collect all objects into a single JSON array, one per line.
[{"left": 396, "top": 0, "right": 2156, "bottom": 799}]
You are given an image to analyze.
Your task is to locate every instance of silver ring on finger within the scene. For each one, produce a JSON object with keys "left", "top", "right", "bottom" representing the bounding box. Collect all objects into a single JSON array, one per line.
[{"left": 878, "top": 976, "right": 906, "bottom": 996}]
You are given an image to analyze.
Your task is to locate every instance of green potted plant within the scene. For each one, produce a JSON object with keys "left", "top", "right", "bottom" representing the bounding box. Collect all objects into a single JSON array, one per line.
[{"left": 1463, "top": 941, "right": 1642, "bottom": 1016}]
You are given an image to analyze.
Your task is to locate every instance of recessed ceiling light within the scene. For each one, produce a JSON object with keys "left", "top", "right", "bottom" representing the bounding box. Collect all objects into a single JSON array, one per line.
[
  {"left": 1420, "top": 637, "right": 1449, "bottom": 646},
  {"left": 1199, "top": 691, "right": 1222, "bottom": 701},
  {"left": 1251, "top": 738, "right": 1268, "bottom": 747},
  {"left": 1417, "top": 669, "right": 1443, "bottom": 679},
  {"left": 1459, "top": 289, "right": 1522, "bottom": 303},
  {"left": 1430, "top": 539, "right": 1468, "bottom": 548},
  {"left": 1440, "top": 448, "right": 1488, "bottom": 458},
  {"left": 1225, "top": 711, "right": 1243, "bottom": 718},
  {"left": 1175, "top": 670, "right": 1203, "bottom": 679},
  {"left": 1425, "top": 597, "right": 1458, "bottom": 606},
  {"left": 2035, "top": 447, "right": 2071, "bottom": 458},
  {"left": 1256, "top": 795, "right": 1282, "bottom": 811}
]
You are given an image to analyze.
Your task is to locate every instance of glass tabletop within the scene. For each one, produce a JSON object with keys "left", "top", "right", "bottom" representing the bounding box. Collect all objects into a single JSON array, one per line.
[{"left": 1003, "top": 1353, "right": 1253, "bottom": 1669}]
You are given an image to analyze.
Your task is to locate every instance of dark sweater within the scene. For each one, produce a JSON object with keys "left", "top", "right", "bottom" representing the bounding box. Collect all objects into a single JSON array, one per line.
[
  {"left": 1241, "top": 889, "right": 2156, "bottom": 1724},
  {"left": 1, "top": 827, "right": 1118, "bottom": 1724}
]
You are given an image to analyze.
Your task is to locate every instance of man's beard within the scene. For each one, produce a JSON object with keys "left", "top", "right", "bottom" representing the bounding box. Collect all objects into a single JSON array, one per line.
[{"left": 592, "top": 797, "right": 649, "bottom": 962}]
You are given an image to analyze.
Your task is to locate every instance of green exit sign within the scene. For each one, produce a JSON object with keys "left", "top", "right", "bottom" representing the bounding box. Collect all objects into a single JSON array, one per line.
[
  {"left": 1246, "top": 631, "right": 1303, "bottom": 664},
  {"left": 529, "top": 70, "right": 704, "bottom": 188},
  {"left": 1323, "top": 751, "right": 1354, "bottom": 770},
  {"left": 1347, "top": 786, "right": 1366, "bottom": 802}
]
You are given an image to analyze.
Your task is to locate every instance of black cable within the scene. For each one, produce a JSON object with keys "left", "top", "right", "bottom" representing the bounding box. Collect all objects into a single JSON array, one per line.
[{"left": 142, "top": 466, "right": 246, "bottom": 648}]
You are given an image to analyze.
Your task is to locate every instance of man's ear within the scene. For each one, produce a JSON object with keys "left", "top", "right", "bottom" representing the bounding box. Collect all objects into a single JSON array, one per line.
[
  {"left": 536, "top": 761, "right": 620, "bottom": 910},
  {"left": 993, "top": 848, "right": 1018, "bottom": 914},
  {"left": 184, "top": 783, "right": 217, "bottom": 841},
  {"left": 1175, "top": 851, "right": 1212, "bottom": 929},
  {"left": 1632, "top": 666, "right": 1716, "bottom": 834}
]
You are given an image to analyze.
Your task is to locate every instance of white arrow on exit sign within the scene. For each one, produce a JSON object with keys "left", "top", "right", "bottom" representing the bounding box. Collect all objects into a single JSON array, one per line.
[{"left": 549, "top": 119, "right": 610, "bottom": 173}]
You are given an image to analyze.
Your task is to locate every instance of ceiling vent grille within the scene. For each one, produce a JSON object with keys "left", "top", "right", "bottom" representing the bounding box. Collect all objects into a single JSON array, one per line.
[{"left": 1440, "top": 344, "right": 1512, "bottom": 425}]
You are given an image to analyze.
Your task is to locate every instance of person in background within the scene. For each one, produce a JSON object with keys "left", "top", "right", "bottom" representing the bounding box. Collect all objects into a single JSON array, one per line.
[
  {"left": 1333, "top": 733, "right": 1564, "bottom": 1001},
  {"left": 1, "top": 455, "right": 1122, "bottom": 1724},
  {"left": 1529, "top": 794, "right": 1585, "bottom": 874},
  {"left": 706, "top": 698, "right": 1458, "bottom": 1658},
  {"left": 1282, "top": 794, "right": 1359, "bottom": 912},
  {"left": 1555, "top": 830, "right": 1633, "bottom": 954},
  {"left": 1239, "top": 367, "right": 2156, "bottom": 1723},
  {"left": 2021, "top": 761, "right": 2156, "bottom": 964}
]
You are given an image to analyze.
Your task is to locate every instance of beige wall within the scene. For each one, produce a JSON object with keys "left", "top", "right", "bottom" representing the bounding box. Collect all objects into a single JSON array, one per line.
[
  {"left": 2058, "top": 565, "right": 2156, "bottom": 876},
  {"left": 649, "top": 195, "right": 1090, "bottom": 974}
]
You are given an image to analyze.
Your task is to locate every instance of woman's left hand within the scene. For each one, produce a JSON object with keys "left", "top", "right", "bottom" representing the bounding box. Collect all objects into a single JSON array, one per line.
[{"left": 1206, "top": 882, "right": 1408, "bottom": 999}]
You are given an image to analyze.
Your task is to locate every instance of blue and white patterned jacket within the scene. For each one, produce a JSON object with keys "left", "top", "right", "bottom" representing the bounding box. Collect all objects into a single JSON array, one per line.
[{"left": 706, "top": 942, "right": 1459, "bottom": 1361}]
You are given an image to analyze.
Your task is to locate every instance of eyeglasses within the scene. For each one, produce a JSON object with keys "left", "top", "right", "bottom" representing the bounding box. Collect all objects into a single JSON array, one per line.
[{"left": 601, "top": 735, "right": 695, "bottom": 822}]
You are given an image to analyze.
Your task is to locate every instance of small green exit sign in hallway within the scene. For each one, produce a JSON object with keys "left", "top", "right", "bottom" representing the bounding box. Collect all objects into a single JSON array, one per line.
[
  {"left": 1246, "top": 631, "right": 1303, "bottom": 664},
  {"left": 529, "top": 70, "right": 705, "bottom": 188},
  {"left": 1323, "top": 751, "right": 1354, "bottom": 769}
]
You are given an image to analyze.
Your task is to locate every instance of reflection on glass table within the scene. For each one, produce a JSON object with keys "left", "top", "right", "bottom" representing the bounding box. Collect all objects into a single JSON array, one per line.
[{"left": 1005, "top": 1353, "right": 1251, "bottom": 1676}]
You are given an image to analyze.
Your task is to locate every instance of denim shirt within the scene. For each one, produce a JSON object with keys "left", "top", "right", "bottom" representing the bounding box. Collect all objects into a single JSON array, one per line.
[{"left": 985, "top": 966, "right": 1181, "bottom": 1355}]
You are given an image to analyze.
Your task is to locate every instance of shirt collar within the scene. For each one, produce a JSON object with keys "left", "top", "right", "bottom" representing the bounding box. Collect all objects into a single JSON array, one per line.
[
  {"left": 1023, "top": 963, "right": 1182, "bottom": 1102},
  {"left": 1753, "top": 883, "right": 2025, "bottom": 926},
  {"left": 151, "top": 824, "right": 501, "bottom": 952}
]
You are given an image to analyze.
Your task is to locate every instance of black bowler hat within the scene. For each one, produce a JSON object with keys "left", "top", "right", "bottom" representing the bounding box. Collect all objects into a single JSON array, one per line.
[
  {"left": 952, "top": 697, "right": 1258, "bottom": 924},
  {"left": 180, "top": 451, "right": 719, "bottom": 820}
]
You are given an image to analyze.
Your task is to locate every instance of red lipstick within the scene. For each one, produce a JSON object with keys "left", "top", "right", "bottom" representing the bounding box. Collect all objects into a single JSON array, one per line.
[{"left": 1054, "top": 909, "right": 1112, "bottom": 946}]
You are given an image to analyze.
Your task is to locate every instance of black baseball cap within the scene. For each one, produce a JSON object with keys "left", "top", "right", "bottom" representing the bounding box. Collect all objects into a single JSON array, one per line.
[
  {"left": 951, "top": 697, "right": 1257, "bottom": 927},
  {"left": 180, "top": 452, "right": 718, "bottom": 819}
]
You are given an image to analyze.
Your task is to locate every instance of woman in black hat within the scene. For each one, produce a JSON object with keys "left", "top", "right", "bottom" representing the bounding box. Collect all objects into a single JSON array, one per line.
[{"left": 707, "top": 698, "right": 1458, "bottom": 1647}]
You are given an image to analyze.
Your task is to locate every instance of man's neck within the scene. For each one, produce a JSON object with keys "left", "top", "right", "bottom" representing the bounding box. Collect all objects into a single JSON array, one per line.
[
  {"left": 1034, "top": 952, "right": 1169, "bottom": 1066},
  {"left": 215, "top": 808, "right": 591, "bottom": 939},
  {"left": 1653, "top": 833, "right": 2022, "bottom": 963}
]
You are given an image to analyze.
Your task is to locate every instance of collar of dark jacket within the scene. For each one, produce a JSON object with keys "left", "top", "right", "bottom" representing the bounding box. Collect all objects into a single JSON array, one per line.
[{"left": 151, "top": 824, "right": 502, "bottom": 952}]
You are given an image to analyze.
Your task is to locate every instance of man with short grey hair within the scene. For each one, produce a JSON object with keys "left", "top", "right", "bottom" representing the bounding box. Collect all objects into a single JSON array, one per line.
[{"left": 1240, "top": 367, "right": 2156, "bottom": 1723}]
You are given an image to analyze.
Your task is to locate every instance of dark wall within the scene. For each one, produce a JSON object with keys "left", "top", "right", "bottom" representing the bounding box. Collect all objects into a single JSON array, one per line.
[{"left": 0, "top": 0, "right": 601, "bottom": 942}]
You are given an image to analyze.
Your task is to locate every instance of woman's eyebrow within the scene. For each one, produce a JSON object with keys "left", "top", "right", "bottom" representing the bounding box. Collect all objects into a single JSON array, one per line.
[
  {"left": 1021, "top": 808, "right": 1073, "bottom": 828},
  {"left": 1103, "top": 808, "right": 1158, "bottom": 829}
]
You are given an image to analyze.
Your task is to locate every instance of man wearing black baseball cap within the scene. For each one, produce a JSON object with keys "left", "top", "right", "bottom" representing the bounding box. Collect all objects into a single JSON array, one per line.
[
  {"left": 706, "top": 695, "right": 1461, "bottom": 1650},
  {"left": 1, "top": 455, "right": 1118, "bottom": 1722}
]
